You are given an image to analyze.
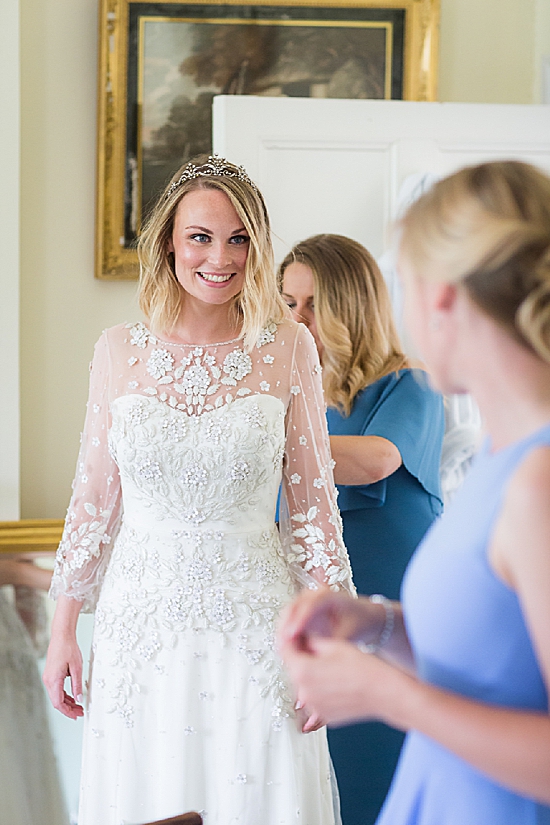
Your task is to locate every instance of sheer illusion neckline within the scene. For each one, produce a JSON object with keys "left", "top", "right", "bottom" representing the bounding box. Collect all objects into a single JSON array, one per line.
[{"left": 145, "top": 324, "right": 243, "bottom": 349}]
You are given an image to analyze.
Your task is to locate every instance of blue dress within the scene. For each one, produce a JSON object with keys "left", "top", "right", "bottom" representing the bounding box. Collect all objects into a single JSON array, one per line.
[
  {"left": 326, "top": 370, "right": 445, "bottom": 825},
  {"left": 378, "top": 423, "right": 550, "bottom": 825}
]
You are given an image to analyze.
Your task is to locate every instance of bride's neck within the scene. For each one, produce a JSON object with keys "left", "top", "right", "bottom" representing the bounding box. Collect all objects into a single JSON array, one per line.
[{"left": 166, "top": 302, "right": 241, "bottom": 346}]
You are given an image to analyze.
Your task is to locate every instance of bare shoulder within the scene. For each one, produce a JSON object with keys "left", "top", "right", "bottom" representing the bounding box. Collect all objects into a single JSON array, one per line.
[
  {"left": 99, "top": 321, "right": 134, "bottom": 344},
  {"left": 274, "top": 317, "right": 318, "bottom": 353},
  {"left": 508, "top": 444, "right": 550, "bottom": 511},
  {"left": 491, "top": 444, "right": 550, "bottom": 587},
  {"left": 101, "top": 321, "right": 150, "bottom": 351},
  {"left": 276, "top": 316, "right": 301, "bottom": 338}
]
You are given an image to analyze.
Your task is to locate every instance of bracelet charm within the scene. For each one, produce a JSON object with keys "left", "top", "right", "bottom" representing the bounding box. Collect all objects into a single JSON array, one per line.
[{"left": 357, "top": 594, "right": 394, "bottom": 654}]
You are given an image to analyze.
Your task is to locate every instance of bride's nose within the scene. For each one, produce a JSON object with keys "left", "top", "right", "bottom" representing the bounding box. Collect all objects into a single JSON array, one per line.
[
  {"left": 207, "top": 240, "right": 233, "bottom": 268},
  {"left": 291, "top": 307, "right": 310, "bottom": 327}
]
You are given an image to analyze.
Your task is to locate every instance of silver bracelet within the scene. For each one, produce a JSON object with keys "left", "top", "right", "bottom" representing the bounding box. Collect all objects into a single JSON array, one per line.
[{"left": 356, "top": 594, "right": 395, "bottom": 654}]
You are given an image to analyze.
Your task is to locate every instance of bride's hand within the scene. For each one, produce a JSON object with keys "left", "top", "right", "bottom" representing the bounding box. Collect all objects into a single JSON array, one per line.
[
  {"left": 43, "top": 634, "right": 85, "bottom": 720},
  {"left": 295, "top": 698, "right": 325, "bottom": 733}
]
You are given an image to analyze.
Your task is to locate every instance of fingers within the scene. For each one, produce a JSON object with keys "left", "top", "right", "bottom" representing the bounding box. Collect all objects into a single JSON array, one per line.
[
  {"left": 43, "top": 642, "right": 85, "bottom": 719},
  {"left": 302, "top": 711, "right": 324, "bottom": 733},
  {"left": 43, "top": 672, "right": 84, "bottom": 719},
  {"left": 282, "top": 635, "right": 379, "bottom": 727},
  {"left": 70, "top": 658, "right": 83, "bottom": 707},
  {"left": 294, "top": 696, "right": 325, "bottom": 733},
  {"left": 277, "top": 586, "right": 334, "bottom": 647},
  {"left": 58, "top": 691, "right": 85, "bottom": 720}
]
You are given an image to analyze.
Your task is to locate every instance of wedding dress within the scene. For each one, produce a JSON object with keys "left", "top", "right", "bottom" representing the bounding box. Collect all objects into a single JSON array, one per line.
[{"left": 51, "top": 318, "right": 354, "bottom": 825}]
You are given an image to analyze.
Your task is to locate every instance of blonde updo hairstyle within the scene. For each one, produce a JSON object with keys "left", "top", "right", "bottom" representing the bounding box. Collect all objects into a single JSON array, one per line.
[
  {"left": 399, "top": 160, "right": 550, "bottom": 363},
  {"left": 278, "top": 234, "right": 407, "bottom": 416},
  {"left": 138, "top": 155, "right": 287, "bottom": 351}
]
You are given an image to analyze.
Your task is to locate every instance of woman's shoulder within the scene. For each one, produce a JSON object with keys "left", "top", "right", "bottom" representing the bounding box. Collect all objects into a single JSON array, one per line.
[
  {"left": 273, "top": 316, "right": 301, "bottom": 338},
  {"left": 276, "top": 317, "right": 318, "bottom": 348},
  {"left": 364, "top": 366, "right": 426, "bottom": 392},
  {"left": 351, "top": 368, "right": 440, "bottom": 416},
  {"left": 98, "top": 321, "right": 150, "bottom": 348},
  {"left": 265, "top": 317, "right": 315, "bottom": 353}
]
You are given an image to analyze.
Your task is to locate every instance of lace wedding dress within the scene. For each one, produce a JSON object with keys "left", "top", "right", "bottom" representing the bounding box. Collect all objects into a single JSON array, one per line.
[{"left": 51, "top": 318, "right": 354, "bottom": 825}]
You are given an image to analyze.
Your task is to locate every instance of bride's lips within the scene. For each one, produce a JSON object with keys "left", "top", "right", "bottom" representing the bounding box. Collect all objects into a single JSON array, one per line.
[{"left": 197, "top": 271, "right": 235, "bottom": 285}]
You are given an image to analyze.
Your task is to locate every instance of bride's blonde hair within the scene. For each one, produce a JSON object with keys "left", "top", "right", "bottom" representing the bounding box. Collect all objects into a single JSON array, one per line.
[
  {"left": 138, "top": 155, "right": 286, "bottom": 351},
  {"left": 278, "top": 234, "right": 407, "bottom": 415},
  {"left": 399, "top": 160, "right": 550, "bottom": 363}
]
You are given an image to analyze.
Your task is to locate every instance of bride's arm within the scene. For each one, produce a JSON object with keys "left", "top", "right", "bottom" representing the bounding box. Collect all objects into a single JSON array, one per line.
[
  {"left": 45, "top": 330, "right": 123, "bottom": 717},
  {"left": 43, "top": 594, "right": 85, "bottom": 719},
  {"left": 279, "top": 324, "right": 354, "bottom": 595},
  {"left": 50, "top": 330, "right": 122, "bottom": 612}
]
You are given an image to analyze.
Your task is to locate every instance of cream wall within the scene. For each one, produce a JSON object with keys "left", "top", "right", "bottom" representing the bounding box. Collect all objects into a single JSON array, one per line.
[
  {"left": 439, "top": 0, "right": 537, "bottom": 103},
  {"left": 1, "top": 0, "right": 20, "bottom": 519},
  {"left": 20, "top": 0, "right": 136, "bottom": 517},
  {"left": 17, "top": 0, "right": 550, "bottom": 517},
  {"left": 534, "top": 0, "right": 550, "bottom": 101}
]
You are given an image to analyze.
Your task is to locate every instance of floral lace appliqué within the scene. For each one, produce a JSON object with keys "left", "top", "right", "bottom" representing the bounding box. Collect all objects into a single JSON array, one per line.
[
  {"left": 128, "top": 325, "right": 274, "bottom": 416},
  {"left": 289, "top": 507, "right": 352, "bottom": 591}
]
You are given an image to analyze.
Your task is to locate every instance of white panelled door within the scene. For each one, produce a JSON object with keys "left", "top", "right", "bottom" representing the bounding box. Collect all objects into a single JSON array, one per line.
[{"left": 213, "top": 97, "right": 550, "bottom": 264}]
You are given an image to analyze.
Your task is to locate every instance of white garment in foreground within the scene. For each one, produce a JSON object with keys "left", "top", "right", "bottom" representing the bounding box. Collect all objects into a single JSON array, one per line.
[
  {"left": 51, "top": 319, "right": 353, "bottom": 825},
  {"left": 0, "top": 588, "right": 69, "bottom": 825}
]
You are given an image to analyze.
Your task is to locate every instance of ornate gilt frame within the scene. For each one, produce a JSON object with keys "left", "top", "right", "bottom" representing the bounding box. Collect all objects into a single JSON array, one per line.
[
  {"left": 95, "top": 0, "right": 439, "bottom": 280},
  {"left": 0, "top": 520, "right": 64, "bottom": 557}
]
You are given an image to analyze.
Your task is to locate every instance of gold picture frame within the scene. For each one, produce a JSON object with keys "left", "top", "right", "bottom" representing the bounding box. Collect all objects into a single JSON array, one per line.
[
  {"left": 0, "top": 520, "right": 64, "bottom": 557},
  {"left": 96, "top": 0, "right": 439, "bottom": 280}
]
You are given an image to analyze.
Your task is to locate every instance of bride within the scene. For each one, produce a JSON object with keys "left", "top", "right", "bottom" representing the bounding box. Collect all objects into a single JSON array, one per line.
[{"left": 43, "top": 155, "right": 354, "bottom": 825}]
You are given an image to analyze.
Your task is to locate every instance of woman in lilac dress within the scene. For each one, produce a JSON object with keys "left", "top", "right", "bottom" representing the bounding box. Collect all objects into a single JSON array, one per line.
[
  {"left": 279, "top": 160, "right": 550, "bottom": 825},
  {"left": 280, "top": 235, "right": 444, "bottom": 825}
]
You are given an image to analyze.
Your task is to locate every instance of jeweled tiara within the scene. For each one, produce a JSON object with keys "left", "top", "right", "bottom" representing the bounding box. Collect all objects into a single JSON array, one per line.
[{"left": 166, "top": 155, "right": 259, "bottom": 197}]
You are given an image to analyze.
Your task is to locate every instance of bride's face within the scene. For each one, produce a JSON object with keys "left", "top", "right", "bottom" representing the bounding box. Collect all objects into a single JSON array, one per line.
[{"left": 168, "top": 188, "right": 250, "bottom": 308}]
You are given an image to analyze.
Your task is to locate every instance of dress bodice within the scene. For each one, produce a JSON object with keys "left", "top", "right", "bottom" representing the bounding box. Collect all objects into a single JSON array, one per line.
[
  {"left": 51, "top": 319, "right": 354, "bottom": 610},
  {"left": 110, "top": 392, "right": 285, "bottom": 534}
]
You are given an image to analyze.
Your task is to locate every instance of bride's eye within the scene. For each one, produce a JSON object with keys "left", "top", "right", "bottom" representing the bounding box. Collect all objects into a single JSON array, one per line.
[
  {"left": 190, "top": 233, "right": 210, "bottom": 243},
  {"left": 230, "top": 234, "right": 250, "bottom": 245}
]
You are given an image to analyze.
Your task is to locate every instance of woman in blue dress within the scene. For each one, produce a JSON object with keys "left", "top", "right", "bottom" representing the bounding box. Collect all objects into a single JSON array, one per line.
[
  {"left": 279, "top": 160, "right": 550, "bottom": 825},
  {"left": 279, "top": 235, "right": 445, "bottom": 825}
]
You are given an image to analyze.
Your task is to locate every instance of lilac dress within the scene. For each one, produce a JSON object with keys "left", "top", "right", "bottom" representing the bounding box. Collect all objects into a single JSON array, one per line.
[{"left": 378, "top": 423, "right": 550, "bottom": 825}]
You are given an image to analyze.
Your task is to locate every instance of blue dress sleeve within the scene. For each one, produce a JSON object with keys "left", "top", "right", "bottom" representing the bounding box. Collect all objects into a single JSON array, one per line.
[{"left": 328, "top": 370, "right": 444, "bottom": 510}]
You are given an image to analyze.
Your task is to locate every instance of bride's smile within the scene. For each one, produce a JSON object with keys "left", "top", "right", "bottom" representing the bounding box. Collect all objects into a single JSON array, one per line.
[{"left": 168, "top": 187, "right": 250, "bottom": 307}]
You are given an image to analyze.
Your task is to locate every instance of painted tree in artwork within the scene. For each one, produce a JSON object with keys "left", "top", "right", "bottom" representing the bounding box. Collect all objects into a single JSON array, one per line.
[
  {"left": 141, "top": 21, "right": 386, "bottom": 216},
  {"left": 180, "top": 24, "right": 386, "bottom": 97}
]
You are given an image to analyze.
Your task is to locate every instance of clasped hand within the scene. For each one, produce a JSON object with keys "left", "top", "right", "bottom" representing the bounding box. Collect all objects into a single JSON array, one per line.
[{"left": 277, "top": 588, "right": 400, "bottom": 730}]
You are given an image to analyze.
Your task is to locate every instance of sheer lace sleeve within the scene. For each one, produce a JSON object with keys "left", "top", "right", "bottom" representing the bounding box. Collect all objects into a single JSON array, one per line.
[
  {"left": 280, "top": 325, "right": 355, "bottom": 594},
  {"left": 50, "top": 332, "right": 122, "bottom": 612}
]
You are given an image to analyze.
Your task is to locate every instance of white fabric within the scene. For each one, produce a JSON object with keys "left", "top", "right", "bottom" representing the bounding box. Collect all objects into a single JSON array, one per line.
[
  {"left": 378, "top": 171, "right": 483, "bottom": 503},
  {"left": 51, "top": 318, "right": 353, "bottom": 825},
  {"left": 0, "top": 588, "right": 68, "bottom": 825},
  {"left": 440, "top": 394, "right": 483, "bottom": 506}
]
